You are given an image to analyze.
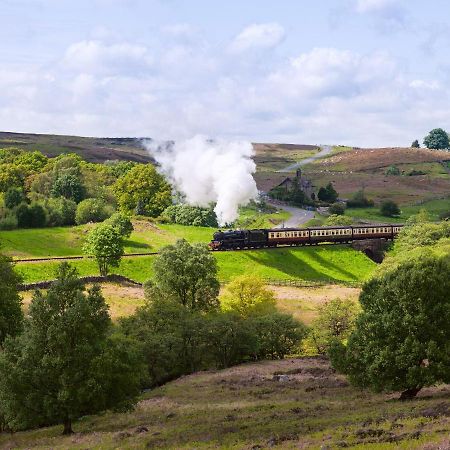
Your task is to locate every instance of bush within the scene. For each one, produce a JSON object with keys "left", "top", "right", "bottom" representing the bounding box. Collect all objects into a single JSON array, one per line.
[
  {"left": 329, "top": 202, "right": 346, "bottom": 215},
  {"left": 411, "top": 139, "right": 420, "bottom": 148},
  {"left": 407, "top": 169, "right": 426, "bottom": 176},
  {"left": 324, "top": 214, "right": 353, "bottom": 226},
  {"left": 43, "top": 197, "right": 76, "bottom": 226},
  {"left": 15, "top": 203, "right": 47, "bottom": 228},
  {"left": 0, "top": 213, "right": 18, "bottom": 230},
  {"left": 4, "top": 188, "right": 26, "bottom": 209},
  {"left": 105, "top": 213, "right": 134, "bottom": 238},
  {"left": 251, "top": 312, "right": 308, "bottom": 359},
  {"left": 380, "top": 200, "right": 400, "bottom": 217},
  {"left": 346, "top": 190, "right": 374, "bottom": 208},
  {"left": 161, "top": 204, "right": 218, "bottom": 227},
  {"left": 385, "top": 165, "right": 400, "bottom": 176},
  {"left": 75, "top": 198, "right": 113, "bottom": 225},
  {"left": 306, "top": 298, "right": 358, "bottom": 355}
]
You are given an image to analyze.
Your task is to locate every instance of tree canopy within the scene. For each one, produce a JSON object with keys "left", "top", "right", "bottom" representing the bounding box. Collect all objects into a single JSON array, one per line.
[
  {"left": 0, "top": 263, "right": 144, "bottom": 434},
  {"left": 0, "top": 254, "right": 23, "bottom": 347},
  {"left": 423, "top": 128, "right": 449, "bottom": 150},
  {"left": 113, "top": 164, "right": 172, "bottom": 217},
  {"left": 83, "top": 223, "right": 124, "bottom": 276},
  {"left": 330, "top": 255, "right": 450, "bottom": 399}
]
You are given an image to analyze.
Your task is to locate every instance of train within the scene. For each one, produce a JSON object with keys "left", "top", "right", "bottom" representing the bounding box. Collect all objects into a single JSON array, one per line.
[{"left": 209, "top": 224, "right": 404, "bottom": 250}]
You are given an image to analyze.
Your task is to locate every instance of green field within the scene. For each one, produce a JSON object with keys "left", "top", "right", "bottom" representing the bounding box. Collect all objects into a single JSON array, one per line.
[{"left": 15, "top": 245, "right": 375, "bottom": 284}]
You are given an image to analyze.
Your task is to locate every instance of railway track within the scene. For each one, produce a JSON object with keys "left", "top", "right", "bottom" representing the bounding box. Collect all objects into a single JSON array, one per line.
[{"left": 13, "top": 241, "right": 352, "bottom": 263}]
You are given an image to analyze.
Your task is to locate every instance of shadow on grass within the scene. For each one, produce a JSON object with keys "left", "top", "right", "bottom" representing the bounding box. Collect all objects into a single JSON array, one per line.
[
  {"left": 124, "top": 240, "right": 151, "bottom": 250},
  {"left": 246, "top": 248, "right": 339, "bottom": 282},
  {"left": 307, "top": 248, "right": 360, "bottom": 281}
]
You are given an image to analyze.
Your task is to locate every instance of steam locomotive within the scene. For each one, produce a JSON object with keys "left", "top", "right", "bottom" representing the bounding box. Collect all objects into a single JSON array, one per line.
[{"left": 209, "top": 224, "right": 404, "bottom": 250}]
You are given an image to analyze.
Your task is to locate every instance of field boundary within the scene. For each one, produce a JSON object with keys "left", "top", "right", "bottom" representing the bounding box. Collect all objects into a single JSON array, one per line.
[
  {"left": 19, "top": 274, "right": 143, "bottom": 291},
  {"left": 263, "top": 278, "right": 361, "bottom": 288}
]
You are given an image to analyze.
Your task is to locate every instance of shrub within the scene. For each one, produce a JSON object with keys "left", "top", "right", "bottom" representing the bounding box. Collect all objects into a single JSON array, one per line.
[
  {"left": 220, "top": 275, "right": 276, "bottom": 317},
  {"left": 324, "top": 214, "right": 353, "bottom": 226},
  {"left": 411, "top": 139, "right": 420, "bottom": 148},
  {"left": 161, "top": 204, "right": 218, "bottom": 227},
  {"left": 380, "top": 200, "right": 400, "bottom": 217},
  {"left": 329, "top": 202, "right": 346, "bottom": 215},
  {"left": 4, "top": 188, "right": 26, "bottom": 209},
  {"left": 346, "top": 190, "right": 374, "bottom": 208},
  {"left": 43, "top": 197, "right": 76, "bottom": 227},
  {"left": 15, "top": 203, "right": 46, "bottom": 228},
  {"left": 306, "top": 298, "right": 358, "bottom": 355},
  {"left": 105, "top": 213, "right": 134, "bottom": 238},
  {"left": 0, "top": 213, "right": 18, "bottom": 230},
  {"left": 251, "top": 312, "right": 308, "bottom": 359},
  {"left": 407, "top": 169, "right": 426, "bottom": 176},
  {"left": 385, "top": 165, "right": 400, "bottom": 176},
  {"left": 75, "top": 198, "right": 113, "bottom": 225}
]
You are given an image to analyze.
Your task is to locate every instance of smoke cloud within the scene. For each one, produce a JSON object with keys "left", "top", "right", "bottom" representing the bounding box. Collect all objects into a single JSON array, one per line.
[{"left": 145, "top": 135, "right": 258, "bottom": 226}]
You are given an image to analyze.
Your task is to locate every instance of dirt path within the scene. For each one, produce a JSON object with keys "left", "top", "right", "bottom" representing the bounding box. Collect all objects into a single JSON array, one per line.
[{"left": 277, "top": 144, "right": 333, "bottom": 173}]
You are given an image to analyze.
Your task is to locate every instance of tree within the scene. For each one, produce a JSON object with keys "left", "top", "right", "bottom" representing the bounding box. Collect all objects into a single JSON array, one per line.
[
  {"left": 346, "top": 190, "right": 374, "bottom": 208},
  {"left": 423, "top": 128, "right": 449, "bottom": 150},
  {"left": 329, "top": 202, "right": 346, "bottom": 215},
  {"left": 119, "top": 297, "right": 207, "bottom": 386},
  {"left": 318, "top": 182, "right": 338, "bottom": 203},
  {"left": 75, "top": 198, "right": 112, "bottom": 225},
  {"left": 15, "top": 203, "right": 47, "bottom": 228},
  {"left": 411, "top": 140, "right": 420, "bottom": 148},
  {"left": 205, "top": 312, "right": 257, "bottom": 369},
  {"left": 251, "top": 312, "right": 308, "bottom": 359},
  {"left": 0, "top": 263, "right": 144, "bottom": 434},
  {"left": 324, "top": 214, "right": 353, "bottom": 226},
  {"left": 113, "top": 164, "right": 172, "bottom": 217},
  {"left": 83, "top": 223, "right": 124, "bottom": 276},
  {"left": 105, "top": 212, "right": 134, "bottom": 238},
  {"left": 4, "top": 187, "right": 26, "bottom": 209},
  {"left": 380, "top": 200, "right": 400, "bottom": 217},
  {"left": 150, "top": 239, "right": 220, "bottom": 311},
  {"left": 51, "top": 173, "right": 86, "bottom": 203},
  {"left": 161, "top": 204, "right": 218, "bottom": 227},
  {"left": 0, "top": 254, "right": 23, "bottom": 347},
  {"left": 329, "top": 256, "right": 450, "bottom": 399},
  {"left": 307, "top": 298, "right": 358, "bottom": 355},
  {"left": 220, "top": 275, "right": 276, "bottom": 317}
]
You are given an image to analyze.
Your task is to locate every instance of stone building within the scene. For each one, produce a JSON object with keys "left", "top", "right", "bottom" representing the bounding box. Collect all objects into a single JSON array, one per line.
[{"left": 274, "top": 169, "right": 315, "bottom": 200}]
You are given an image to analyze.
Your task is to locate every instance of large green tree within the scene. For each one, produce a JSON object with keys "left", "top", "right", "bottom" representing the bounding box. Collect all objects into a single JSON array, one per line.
[
  {"left": 149, "top": 239, "right": 220, "bottom": 311},
  {"left": 83, "top": 223, "right": 124, "bottom": 276},
  {"left": 423, "top": 128, "right": 449, "bottom": 149},
  {"left": 0, "top": 254, "right": 23, "bottom": 347},
  {"left": 330, "top": 255, "right": 450, "bottom": 399},
  {"left": 113, "top": 164, "right": 172, "bottom": 217},
  {"left": 0, "top": 263, "right": 144, "bottom": 434}
]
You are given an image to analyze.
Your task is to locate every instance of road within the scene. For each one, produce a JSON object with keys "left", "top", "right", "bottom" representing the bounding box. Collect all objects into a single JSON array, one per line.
[
  {"left": 270, "top": 202, "right": 315, "bottom": 228},
  {"left": 277, "top": 144, "right": 333, "bottom": 173},
  {"left": 270, "top": 144, "right": 333, "bottom": 227}
]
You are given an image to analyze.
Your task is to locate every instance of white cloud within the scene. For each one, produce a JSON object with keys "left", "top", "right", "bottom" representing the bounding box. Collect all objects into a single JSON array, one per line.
[
  {"left": 229, "top": 23, "right": 285, "bottom": 53},
  {"left": 355, "top": 0, "right": 399, "bottom": 14},
  {"left": 0, "top": 30, "right": 449, "bottom": 148},
  {"left": 63, "top": 40, "right": 153, "bottom": 75}
]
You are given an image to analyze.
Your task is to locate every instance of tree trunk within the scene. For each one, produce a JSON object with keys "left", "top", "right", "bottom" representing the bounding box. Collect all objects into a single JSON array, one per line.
[
  {"left": 62, "top": 418, "right": 73, "bottom": 435},
  {"left": 399, "top": 386, "right": 421, "bottom": 400}
]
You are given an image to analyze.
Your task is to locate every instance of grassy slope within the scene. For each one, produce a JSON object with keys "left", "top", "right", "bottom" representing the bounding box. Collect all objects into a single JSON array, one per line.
[
  {"left": 1, "top": 357, "right": 448, "bottom": 449},
  {"left": 15, "top": 245, "right": 375, "bottom": 284}
]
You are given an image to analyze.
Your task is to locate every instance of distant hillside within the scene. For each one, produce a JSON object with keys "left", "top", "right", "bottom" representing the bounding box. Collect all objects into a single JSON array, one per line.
[{"left": 0, "top": 131, "right": 152, "bottom": 163}]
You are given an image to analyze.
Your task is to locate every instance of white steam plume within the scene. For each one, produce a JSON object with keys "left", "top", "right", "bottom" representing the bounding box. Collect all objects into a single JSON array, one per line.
[{"left": 145, "top": 135, "right": 258, "bottom": 226}]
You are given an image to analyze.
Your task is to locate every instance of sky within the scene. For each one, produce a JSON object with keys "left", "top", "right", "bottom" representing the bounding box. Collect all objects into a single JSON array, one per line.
[{"left": 1, "top": 0, "right": 450, "bottom": 146}]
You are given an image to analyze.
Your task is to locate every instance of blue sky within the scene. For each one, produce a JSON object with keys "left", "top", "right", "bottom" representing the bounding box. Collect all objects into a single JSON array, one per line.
[{"left": 1, "top": 0, "right": 450, "bottom": 146}]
